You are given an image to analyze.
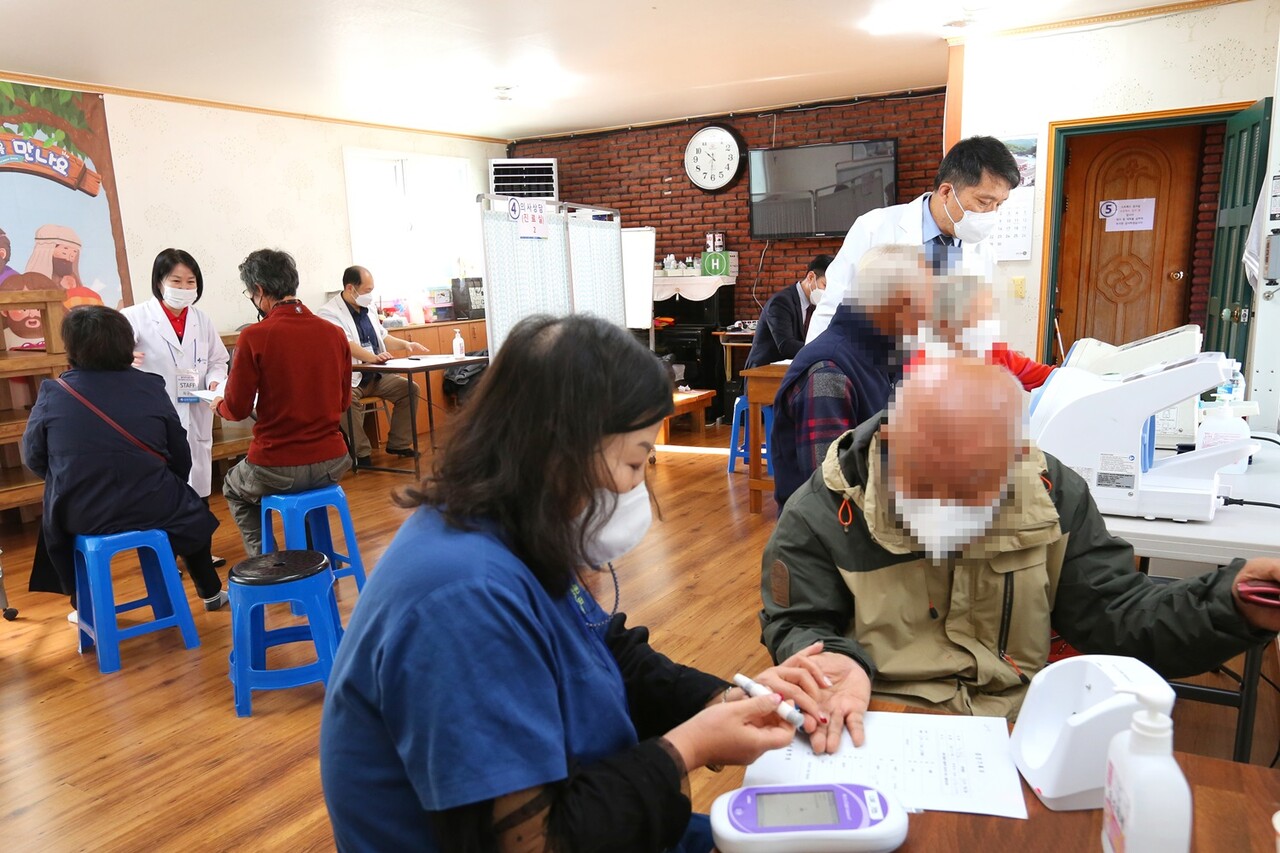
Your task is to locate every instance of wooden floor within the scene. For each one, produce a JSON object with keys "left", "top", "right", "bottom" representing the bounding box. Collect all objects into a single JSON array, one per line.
[{"left": 1, "top": 414, "right": 1276, "bottom": 851}]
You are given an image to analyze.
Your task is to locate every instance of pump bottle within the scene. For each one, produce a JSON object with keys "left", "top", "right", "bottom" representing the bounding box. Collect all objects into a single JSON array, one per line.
[
  {"left": 452, "top": 329, "right": 465, "bottom": 356},
  {"left": 1101, "top": 685, "right": 1190, "bottom": 853}
]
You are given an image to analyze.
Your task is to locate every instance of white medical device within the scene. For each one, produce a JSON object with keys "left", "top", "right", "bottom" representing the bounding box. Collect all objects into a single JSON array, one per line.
[
  {"left": 1030, "top": 352, "right": 1259, "bottom": 521},
  {"left": 1010, "top": 655, "right": 1174, "bottom": 811},
  {"left": 1062, "top": 325, "right": 1202, "bottom": 449},
  {"left": 710, "top": 783, "right": 909, "bottom": 853}
]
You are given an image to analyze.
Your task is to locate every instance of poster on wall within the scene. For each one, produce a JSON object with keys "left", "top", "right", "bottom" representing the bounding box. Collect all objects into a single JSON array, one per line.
[
  {"left": 990, "top": 136, "right": 1037, "bottom": 262},
  {"left": 0, "top": 80, "right": 131, "bottom": 350}
]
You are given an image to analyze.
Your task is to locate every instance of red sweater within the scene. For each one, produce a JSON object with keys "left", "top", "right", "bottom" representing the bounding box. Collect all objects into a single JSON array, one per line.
[{"left": 218, "top": 301, "right": 352, "bottom": 467}]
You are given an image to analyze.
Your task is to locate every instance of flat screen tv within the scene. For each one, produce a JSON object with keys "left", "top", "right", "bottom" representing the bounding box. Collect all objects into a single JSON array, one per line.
[{"left": 748, "top": 139, "right": 897, "bottom": 240}]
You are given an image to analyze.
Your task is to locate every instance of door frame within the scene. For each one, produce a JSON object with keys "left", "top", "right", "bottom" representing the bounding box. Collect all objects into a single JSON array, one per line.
[{"left": 1037, "top": 102, "right": 1255, "bottom": 362}]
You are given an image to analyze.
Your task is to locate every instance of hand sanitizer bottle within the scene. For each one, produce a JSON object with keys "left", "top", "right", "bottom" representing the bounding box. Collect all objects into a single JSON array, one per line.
[
  {"left": 1101, "top": 686, "right": 1190, "bottom": 853},
  {"left": 452, "top": 329, "right": 465, "bottom": 356}
]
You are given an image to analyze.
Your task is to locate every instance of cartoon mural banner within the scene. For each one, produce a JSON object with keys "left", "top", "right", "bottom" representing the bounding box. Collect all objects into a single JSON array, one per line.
[{"left": 0, "top": 80, "right": 132, "bottom": 350}]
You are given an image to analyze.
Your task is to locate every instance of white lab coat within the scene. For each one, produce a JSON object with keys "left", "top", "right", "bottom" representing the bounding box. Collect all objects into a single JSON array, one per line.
[
  {"left": 316, "top": 293, "right": 389, "bottom": 387},
  {"left": 122, "top": 299, "right": 230, "bottom": 497},
  {"left": 805, "top": 193, "right": 998, "bottom": 343}
]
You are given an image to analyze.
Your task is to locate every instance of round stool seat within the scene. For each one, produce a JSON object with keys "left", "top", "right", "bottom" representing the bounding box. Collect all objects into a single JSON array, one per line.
[{"left": 229, "top": 550, "right": 330, "bottom": 586}]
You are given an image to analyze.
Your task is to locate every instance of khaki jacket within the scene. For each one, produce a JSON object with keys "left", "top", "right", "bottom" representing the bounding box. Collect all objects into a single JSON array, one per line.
[{"left": 760, "top": 417, "right": 1268, "bottom": 720}]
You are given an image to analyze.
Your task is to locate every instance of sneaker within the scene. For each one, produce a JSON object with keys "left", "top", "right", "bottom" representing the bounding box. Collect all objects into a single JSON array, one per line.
[
  {"left": 355, "top": 455, "right": 373, "bottom": 468},
  {"left": 202, "top": 590, "right": 229, "bottom": 612},
  {"left": 211, "top": 555, "right": 227, "bottom": 569},
  {"left": 386, "top": 447, "right": 419, "bottom": 458},
  {"left": 67, "top": 609, "right": 79, "bottom": 624}
]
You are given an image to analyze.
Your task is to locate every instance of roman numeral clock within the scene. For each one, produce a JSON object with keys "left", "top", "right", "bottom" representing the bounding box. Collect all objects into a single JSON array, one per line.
[{"left": 683, "top": 124, "right": 745, "bottom": 192}]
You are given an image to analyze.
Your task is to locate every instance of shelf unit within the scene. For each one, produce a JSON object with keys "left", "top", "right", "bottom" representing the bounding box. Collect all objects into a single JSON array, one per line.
[{"left": 0, "top": 289, "right": 69, "bottom": 509}]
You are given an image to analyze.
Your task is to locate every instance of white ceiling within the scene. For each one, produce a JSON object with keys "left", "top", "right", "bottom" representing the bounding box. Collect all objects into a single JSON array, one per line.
[{"left": 1, "top": 0, "right": 1197, "bottom": 140}]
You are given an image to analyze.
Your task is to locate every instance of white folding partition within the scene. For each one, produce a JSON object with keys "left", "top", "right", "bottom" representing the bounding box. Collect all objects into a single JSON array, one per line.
[{"left": 478, "top": 195, "right": 625, "bottom": 353}]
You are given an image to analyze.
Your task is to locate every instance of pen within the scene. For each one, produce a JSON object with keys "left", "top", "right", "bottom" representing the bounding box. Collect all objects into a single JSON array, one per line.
[{"left": 733, "top": 673, "right": 804, "bottom": 728}]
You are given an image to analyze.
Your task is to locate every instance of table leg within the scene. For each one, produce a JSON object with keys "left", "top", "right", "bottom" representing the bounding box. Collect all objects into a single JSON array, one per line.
[
  {"left": 748, "top": 400, "right": 764, "bottom": 513},
  {"left": 1233, "top": 643, "right": 1263, "bottom": 763},
  {"left": 657, "top": 417, "right": 669, "bottom": 446},
  {"left": 723, "top": 344, "right": 732, "bottom": 385},
  {"left": 409, "top": 377, "right": 421, "bottom": 479},
  {"left": 345, "top": 404, "right": 360, "bottom": 473},
  {"left": 693, "top": 406, "right": 706, "bottom": 438},
  {"left": 425, "top": 370, "right": 436, "bottom": 439}
]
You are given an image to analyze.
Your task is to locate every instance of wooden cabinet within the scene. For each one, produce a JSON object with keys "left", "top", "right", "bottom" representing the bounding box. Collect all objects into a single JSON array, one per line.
[{"left": 0, "top": 289, "right": 70, "bottom": 510}]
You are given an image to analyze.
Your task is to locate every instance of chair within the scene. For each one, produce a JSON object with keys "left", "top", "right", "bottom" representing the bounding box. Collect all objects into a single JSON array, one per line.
[
  {"left": 261, "top": 485, "right": 367, "bottom": 593},
  {"left": 727, "top": 395, "right": 774, "bottom": 475},
  {"left": 358, "top": 394, "right": 393, "bottom": 449},
  {"left": 227, "top": 550, "right": 343, "bottom": 716},
  {"left": 73, "top": 530, "right": 201, "bottom": 674}
]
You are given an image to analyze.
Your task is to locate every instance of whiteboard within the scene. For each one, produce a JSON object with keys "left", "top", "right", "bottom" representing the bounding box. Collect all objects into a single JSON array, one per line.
[{"left": 622, "top": 226, "right": 656, "bottom": 329}]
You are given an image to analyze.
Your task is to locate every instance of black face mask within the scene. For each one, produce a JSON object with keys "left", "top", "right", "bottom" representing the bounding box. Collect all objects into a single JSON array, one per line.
[{"left": 246, "top": 290, "right": 267, "bottom": 321}]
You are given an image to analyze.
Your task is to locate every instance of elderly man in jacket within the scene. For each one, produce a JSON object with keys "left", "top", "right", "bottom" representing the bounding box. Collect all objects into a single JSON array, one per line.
[{"left": 760, "top": 357, "right": 1280, "bottom": 752}]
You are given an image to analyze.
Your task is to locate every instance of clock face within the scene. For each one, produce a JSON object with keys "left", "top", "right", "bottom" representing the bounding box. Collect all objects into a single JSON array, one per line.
[{"left": 684, "top": 125, "right": 743, "bottom": 191}]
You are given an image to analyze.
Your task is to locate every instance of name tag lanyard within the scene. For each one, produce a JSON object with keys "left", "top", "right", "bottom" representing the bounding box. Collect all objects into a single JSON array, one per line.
[{"left": 164, "top": 330, "right": 203, "bottom": 404}]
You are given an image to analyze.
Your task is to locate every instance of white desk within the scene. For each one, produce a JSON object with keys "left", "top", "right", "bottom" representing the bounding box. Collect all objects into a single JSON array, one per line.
[
  {"left": 1102, "top": 435, "right": 1280, "bottom": 564},
  {"left": 1100, "top": 434, "right": 1279, "bottom": 764}
]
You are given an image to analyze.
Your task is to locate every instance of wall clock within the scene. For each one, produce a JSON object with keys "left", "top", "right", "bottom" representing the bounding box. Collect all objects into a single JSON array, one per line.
[{"left": 684, "top": 124, "right": 744, "bottom": 192}]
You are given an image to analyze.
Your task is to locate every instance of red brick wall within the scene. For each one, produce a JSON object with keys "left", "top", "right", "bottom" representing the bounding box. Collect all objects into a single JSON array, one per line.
[
  {"left": 511, "top": 90, "right": 947, "bottom": 321},
  {"left": 1189, "top": 123, "right": 1224, "bottom": 328}
]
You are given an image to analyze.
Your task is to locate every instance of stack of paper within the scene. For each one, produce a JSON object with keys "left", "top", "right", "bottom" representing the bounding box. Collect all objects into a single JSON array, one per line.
[{"left": 743, "top": 711, "right": 1028, "bottom": 819}]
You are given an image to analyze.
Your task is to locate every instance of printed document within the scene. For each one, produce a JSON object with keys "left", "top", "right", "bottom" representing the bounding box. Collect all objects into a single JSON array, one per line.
[{"left": 743, "top": 711, "right": 1028, "bottom": 819}]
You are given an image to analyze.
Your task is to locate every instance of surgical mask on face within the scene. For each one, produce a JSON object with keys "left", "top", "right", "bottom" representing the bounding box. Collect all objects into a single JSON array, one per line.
[
  {"left": 944, "top": 191, "right": 1000, "bottom": 244},
  {"left": 809, "top": 287, "right": 825, "bottom": 308},
  {"left": 162, "top": 286, "right": 198, "bottom": 311},
  {"left": 893, "top": 492, "right": 1001, "bottom": 560},
  {"left": 354, "top": 292, "right": 374, "bottom": 308},
  {"left": 580, "top": 481, "right": 652, "bottom": 566},
  {"left": 958, "top": 317, "right": 1003, "bottom": 356}
]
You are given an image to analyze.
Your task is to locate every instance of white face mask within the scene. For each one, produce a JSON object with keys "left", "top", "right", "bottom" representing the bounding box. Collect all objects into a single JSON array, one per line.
[
  {"left": 893, "top": 493, "right": 1001, "bottom": 560},
  {"left": 581, "top": 481, "right": 652, "bottom": 566},
  {"left": 958, "top": 317, "right": 1003, "bottom": 356},
  {"left": 943, "top": 191, "right": 1000, "bottom": 244},
  {"left": 162, "top": 286, "right": 198, "bottom": 311},
  {"left": 354, "top": 292, "right": 374, "bottom": 308},
  {"left": 809, "top": 287, "right": 825, "bottom": 308}
]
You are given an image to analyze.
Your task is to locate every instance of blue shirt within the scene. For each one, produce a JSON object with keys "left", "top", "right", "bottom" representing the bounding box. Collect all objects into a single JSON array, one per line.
[
  {"left": 320, "top": 507, "right": 637, "bottom": 852},
  {"left": 345, "top": 300, "right": 382, "bottom": 354}
]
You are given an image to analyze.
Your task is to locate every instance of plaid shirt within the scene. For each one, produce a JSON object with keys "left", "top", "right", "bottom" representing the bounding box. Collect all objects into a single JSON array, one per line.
[{"left": 781, "top": 360, "right": 857, "bottom": 490}]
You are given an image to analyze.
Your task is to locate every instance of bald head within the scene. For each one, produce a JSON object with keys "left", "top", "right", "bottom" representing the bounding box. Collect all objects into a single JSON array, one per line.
[{"left": 884, "top": 357, "right": 1025, "bottom": 505}]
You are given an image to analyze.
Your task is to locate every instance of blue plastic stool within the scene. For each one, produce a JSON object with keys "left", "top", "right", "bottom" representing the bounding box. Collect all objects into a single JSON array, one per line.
[
  {"left": 73, "top": 530, "right": 201, "bottom": 674},
  {"left": 727, "top": 395, "right": 774, "bottom": 475},
  {"left": 227, "top": 550, "right": 343, "bottom": 717},
  {"left": 261, "top": 485, "right": 366, "bottom": 592}
]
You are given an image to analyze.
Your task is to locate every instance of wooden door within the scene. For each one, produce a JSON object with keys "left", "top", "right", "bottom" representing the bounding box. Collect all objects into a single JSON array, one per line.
[
  {"left": 1206, "top": 98, "right": 1272, "bottom": 362},
  {"left": 1055, "top": 126, "right": 1202, "bottom": 360}
]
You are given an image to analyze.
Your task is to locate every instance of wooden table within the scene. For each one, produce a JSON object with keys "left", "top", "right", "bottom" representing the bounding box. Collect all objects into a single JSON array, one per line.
[
  {"left": 354, "top": 355, "right": 488, "bottom": 477},
  {"left": 657, "top": 389, "right": 716, "bottom": 445},
  {"left": 740, "top": 361, "right": 788, "bottom": 513},
  {"left": 709, "top": 701, "right": 1280, "bottom": 851},
  {"left": 712, "top": 330, "right": 754, "bottom": 384}
]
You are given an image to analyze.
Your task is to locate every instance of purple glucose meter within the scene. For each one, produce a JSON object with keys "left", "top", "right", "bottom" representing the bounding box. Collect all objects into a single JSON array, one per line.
[{"left": 710, "top": 783, "right": 909, "bottom": 853}]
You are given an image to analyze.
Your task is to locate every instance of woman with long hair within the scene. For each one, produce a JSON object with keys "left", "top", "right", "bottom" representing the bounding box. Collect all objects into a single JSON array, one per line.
[{"left": 321, "top": 315, "right": 827, "bottom": 853}]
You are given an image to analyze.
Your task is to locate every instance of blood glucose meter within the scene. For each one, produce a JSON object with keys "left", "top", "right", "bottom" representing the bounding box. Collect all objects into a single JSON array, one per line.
[{"left": 710, "top": 783, "right": 909, "bottom": 853}]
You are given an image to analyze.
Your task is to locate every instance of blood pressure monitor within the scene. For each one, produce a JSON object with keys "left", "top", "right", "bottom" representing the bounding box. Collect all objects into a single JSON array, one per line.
[{"left": 710, "top": 783, "right": 909, "bottom": 853}]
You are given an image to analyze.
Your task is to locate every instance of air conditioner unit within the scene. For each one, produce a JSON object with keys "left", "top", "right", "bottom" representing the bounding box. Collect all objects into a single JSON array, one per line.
[{"left": 490, "top": 158, "right": 559, "bottom": 200}]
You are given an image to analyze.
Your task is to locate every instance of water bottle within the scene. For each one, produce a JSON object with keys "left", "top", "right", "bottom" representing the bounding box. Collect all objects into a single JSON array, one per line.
[{"left": 452, "top": 329, "right": 465, "bottom": 356}]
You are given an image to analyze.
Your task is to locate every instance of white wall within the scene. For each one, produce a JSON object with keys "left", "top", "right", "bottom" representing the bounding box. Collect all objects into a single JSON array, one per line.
[
  {"left": 960, "top": 0, "right": 1280, "bottom": 357},
  {"left": 104, "top": 95, "right": 506, "bottom": 332}
]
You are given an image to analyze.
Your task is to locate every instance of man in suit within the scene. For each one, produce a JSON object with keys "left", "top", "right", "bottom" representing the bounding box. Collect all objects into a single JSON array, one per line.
[
  {"left": 806, "top": 136, "right": 1051, "bottom": 390},
  {"left": 745, "top": 254, "right": 832, "bottom": 369}
]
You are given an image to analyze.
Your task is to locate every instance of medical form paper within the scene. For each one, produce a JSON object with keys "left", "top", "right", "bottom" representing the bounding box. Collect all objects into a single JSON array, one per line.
[
  {"left": 743, "top": 711, "right": 1028, "bottom": 820},
  {"left": 380, "top": 356, "right": 470, "bottom": 368}
]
